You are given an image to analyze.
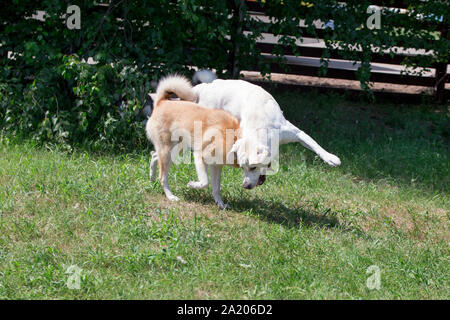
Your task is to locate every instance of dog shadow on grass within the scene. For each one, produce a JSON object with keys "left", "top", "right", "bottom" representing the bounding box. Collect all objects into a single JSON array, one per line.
[{"left": 182, "top": 190, "right": 347, "bottom": 231}]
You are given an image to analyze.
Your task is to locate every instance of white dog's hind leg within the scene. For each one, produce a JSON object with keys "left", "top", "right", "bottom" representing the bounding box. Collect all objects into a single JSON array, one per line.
[
  {"left": 150, "top": 151, "right": 158, "bottom": 181},
  {"left": 187, "top": 151, "right": 209, "bottom": 189},
  {"left": 280, "top": 121, "right": 341, "bottom": 167},
  {"left": 210, "top": 165, "right": 229, "bottom": 209}
]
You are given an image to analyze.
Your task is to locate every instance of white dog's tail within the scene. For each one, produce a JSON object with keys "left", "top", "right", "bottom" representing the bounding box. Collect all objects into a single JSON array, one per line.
[{"left": 154, "top": 75, "right": 196, "bottom": 106}]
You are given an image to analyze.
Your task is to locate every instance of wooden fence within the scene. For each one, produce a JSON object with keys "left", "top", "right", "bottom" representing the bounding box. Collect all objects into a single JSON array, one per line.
[
  {"left": 242, "top": 0, "right": 449, "bottom": 103},
  {"left": 86, "top": 1, "right": 449, "bottom": 103}
]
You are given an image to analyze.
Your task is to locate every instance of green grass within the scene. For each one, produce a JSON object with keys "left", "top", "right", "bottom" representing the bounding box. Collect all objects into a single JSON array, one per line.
[{"left": 0, "top": 91, "right": 448, "bottom": 299}]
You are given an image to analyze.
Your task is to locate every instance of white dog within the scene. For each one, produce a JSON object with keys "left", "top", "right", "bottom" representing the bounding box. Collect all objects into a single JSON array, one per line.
[{"left": 189, "top": 74, "right": 341, "bottom": 188}]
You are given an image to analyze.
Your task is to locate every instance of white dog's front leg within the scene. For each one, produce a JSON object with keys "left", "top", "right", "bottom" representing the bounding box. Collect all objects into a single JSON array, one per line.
[
  {"left": 187, "top": 151, "right": 209, "bottom": 189},
  {"left": 280, "top": 121, "right": 341, "bottom": 167},
  {"left": 209, "top": 165, "right": 229, "bottom": 209},
  {"left": 150, "top": 151, "right": 158, "bottom": 181}
]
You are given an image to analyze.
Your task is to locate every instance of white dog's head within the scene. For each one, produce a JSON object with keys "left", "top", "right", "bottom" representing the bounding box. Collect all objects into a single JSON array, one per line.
[{"left": 227, "top": 137, "right": 272, "bottom": 189}]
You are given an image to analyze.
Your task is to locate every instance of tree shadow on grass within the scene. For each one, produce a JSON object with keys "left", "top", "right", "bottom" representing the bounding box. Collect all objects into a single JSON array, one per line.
[{"left": 182, "top": 190, "right": 349, "bottom": 231}]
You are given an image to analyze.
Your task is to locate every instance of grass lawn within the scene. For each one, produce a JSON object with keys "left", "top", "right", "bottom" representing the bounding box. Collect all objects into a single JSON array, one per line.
[{"left": 0, "top": 91, "right": 448, "bottom": 299}]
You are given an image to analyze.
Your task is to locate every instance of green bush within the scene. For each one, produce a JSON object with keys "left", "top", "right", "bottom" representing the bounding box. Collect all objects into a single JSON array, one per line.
[
  {"left": 0, "top": 0, "right": 244, "bottom": 147},
  {"left": 1, "top": 54, "right": 151, "bottom": 148}
]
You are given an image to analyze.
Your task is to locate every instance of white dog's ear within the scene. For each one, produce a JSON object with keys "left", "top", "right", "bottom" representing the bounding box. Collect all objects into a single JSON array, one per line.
[
  {"left": 249, "top": 145, "right": 270, "bottom": 166},
  {"left": 149, "top": 93, "right": 157, "bottom": 102}
]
